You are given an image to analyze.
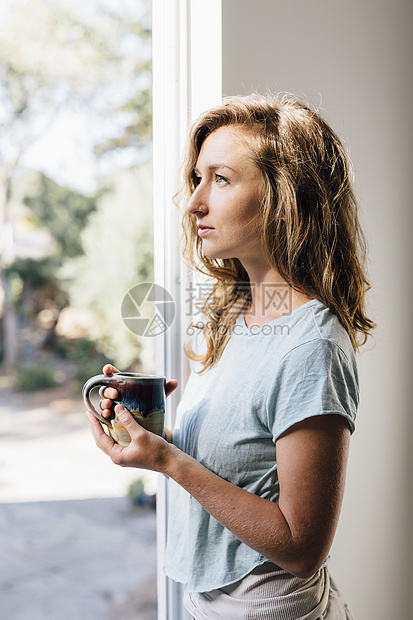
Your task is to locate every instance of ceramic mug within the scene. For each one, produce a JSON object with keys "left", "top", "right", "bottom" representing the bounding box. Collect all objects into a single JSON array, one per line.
[{"left": 83, "top": 372, "right": 166, "bottom": 447}]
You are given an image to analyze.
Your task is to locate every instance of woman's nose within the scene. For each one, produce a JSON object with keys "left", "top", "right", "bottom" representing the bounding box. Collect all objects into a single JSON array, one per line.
[{"left": 186, "top": 184, "right": 207, "bottom": 215}]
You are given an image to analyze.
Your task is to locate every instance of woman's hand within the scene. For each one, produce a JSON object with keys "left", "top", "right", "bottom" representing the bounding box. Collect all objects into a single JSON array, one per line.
[
  {"left": 86, "top": 363, "right": 179, "bottom": 470},
  {"left": 86, "top": 405, "right": 179, "bottom": 473},
  {"left": 86, "top": 364, "right": 178, "bottom": 472}
]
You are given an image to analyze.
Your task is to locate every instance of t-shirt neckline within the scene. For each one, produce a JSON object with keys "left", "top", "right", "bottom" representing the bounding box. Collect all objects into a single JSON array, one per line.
[{"left": 239, "top": 298, "right": 321, "bottom": 332}]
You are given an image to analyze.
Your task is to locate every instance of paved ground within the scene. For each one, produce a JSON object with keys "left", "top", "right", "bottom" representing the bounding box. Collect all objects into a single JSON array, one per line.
[{"left": 0, "top": 379, "right": 158, "bottom": 620}]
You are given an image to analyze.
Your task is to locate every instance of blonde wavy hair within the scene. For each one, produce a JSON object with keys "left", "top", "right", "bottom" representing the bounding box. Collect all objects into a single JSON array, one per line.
[{"left": 178, "top": 93, "right": 375, "bottom": 372}]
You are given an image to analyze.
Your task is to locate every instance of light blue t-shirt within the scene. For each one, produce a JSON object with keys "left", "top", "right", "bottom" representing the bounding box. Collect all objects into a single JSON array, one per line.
[{"left": 164, "top": 299, "right": 359, "bottom": 593}]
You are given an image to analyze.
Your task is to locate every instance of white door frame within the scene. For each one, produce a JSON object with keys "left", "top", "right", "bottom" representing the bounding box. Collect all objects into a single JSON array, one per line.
[{"left": 152, "top": 2, "right": 222, "bottom": 618}]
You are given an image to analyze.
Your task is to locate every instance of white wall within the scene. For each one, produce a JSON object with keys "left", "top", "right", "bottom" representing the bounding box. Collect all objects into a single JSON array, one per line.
[{"left": 222, "top": 1, "right": 413, "bottom": 618}]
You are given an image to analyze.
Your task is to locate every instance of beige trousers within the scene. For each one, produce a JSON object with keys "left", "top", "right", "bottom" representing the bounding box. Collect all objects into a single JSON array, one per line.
[{"left": 185, "top": 565, "right": 354, "bottom": 620}]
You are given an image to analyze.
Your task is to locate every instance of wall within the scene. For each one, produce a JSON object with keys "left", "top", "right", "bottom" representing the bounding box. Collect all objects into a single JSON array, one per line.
[{"left": 222, "top": 1, "right": 413, "bottom": 618}]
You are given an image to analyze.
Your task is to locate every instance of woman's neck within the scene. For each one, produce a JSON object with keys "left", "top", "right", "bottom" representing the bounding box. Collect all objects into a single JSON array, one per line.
[{"left": 243, "top": 264, "right": 313, "bottom": 328}]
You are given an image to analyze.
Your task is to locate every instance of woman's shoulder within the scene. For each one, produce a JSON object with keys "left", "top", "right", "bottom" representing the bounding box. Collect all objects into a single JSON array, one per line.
[
  {"left": 273, "top": 300, "right": 358, "bottom": 384},
  {"left": 281, "top": 299, "right": 357, "bottom": 377},
  {"left": 308, "top": 299, "right": 355, "bottom": 358},
  {"left": 284, "top": 299, "right": 354, "bottom": 357}
]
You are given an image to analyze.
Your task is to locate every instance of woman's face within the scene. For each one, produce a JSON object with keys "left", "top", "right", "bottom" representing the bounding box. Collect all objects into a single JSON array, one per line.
[{"left": 186, "top": 125, "right": 266, "bottom": 265}]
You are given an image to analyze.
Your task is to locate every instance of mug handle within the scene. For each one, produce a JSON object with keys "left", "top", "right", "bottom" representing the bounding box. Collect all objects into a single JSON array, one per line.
[{"left": 82, "top": 374, "right": 117, "bottom": 428}]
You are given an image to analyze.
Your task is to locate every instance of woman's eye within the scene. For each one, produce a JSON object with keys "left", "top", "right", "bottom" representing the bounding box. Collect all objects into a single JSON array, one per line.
[
  {"left": 215, "top": 174, "right": 227, "bottom": 184},
  {"left": 193, "top": 175, "right": 202, "bottom": 187}
]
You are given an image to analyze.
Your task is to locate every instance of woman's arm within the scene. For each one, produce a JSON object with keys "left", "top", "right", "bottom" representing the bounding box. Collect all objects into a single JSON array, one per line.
[{"left": 87, "top": 405, "right": 350, "bottom": 579}]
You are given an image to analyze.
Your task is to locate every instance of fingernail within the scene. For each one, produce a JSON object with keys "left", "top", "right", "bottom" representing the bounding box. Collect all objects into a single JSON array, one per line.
[{"left": 115, "top": 404, "right": 127, "bottom": 416}]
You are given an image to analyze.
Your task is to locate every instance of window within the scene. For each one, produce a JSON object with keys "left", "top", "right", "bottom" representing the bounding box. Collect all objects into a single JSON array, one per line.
[{"left": 152, "top": 2, "right": 222, "bottom": 617}]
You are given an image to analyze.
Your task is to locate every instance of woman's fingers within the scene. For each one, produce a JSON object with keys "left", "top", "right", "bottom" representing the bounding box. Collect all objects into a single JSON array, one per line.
[
  {"left": 99, "top": 398, "right": 113, "bottom": 418},
  {"left": 98, "top": 386, "right": 119, "bottom": 398},
  {"left": 113, "top": 404, "right": 143, "bottom": 440},
  {"left": 98, "top": 384, "right": 118, "bottom": 419},
  {"left": 86, "top": 411, "right": 115, "bottom": 451},
  {"left": 103, "top": 364, "right": 120, "bottom": 375},
  {"left": 97, "top": 365, "right": 120, "bottom": 413},
  {"left": 86, "top": 411, "right": 127, "bottom": 465},
  {"left": 86, "top": 406, "right": 169, "bottom": 472},
  {"left": 99, "top": 398, "right": 112, "bottom": 410},
  {"left": 104, "top": 387, "right": 118, "bottom": 399},
  {"left": 95, "top": 372, "right": 177, "bottom": 420},
  {"left": 165, "top": 379, "right": 179, "bottom": 398}
]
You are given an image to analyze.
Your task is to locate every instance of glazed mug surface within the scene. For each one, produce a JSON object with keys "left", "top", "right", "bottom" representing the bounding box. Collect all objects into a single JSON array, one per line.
[{"left": 83, "top": 372, "right": 166, "bottom": 447}]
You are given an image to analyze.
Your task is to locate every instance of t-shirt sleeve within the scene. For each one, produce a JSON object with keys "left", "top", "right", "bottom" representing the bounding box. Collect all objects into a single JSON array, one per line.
[{"left": 267, "top": 339, "right": 359, "bottom": 440}]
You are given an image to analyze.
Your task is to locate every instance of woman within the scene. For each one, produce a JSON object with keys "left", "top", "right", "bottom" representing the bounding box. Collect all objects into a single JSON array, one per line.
[{"left": 87, "top": 93, "right": 375, "bottom": 619}]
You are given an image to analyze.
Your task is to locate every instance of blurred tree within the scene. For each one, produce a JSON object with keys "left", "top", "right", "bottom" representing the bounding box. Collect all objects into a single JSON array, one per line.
[
  {"left": 23, "top": 173, "right": 102, "bottom": 259},
  {"left": 62, "top": 164, "right": 154, "bottom": 370},
  {"left": 94, "top": 87, "right": 153, "bottom": 156},
  {"left": 4, "top": 255, "right": 62, "bottom": 351},
  {"left": 0, "top": 0, "right": 152, "bottom": 367},
  {"left": 4, "top": 172, "right": 103, "bottom": 352}
]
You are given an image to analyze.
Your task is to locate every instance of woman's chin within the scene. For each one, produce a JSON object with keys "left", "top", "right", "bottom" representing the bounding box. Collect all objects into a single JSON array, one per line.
[{"left": 200, "top": 242, "right": 232, "bottom": 261}]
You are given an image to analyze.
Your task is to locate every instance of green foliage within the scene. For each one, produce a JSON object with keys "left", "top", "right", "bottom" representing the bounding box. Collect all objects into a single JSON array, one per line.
[
  {"left": 4, "top": 255, "right": 60, "bottom": 311},
  {"left": 127, "top": 476, "right": 156, "bottom": 507},
  {"left": 95, "top": 86, "right": 153, "bottom": 156},
  {"left": 128, "top": 477, "right": 145, "bottom": 495},
  {"left": 74, "top": 361, "right": 109, "bottom": 392},
  {"left": 22, "top": 173, "right": 102, "bottom": 260},
  {"left": 15, "top": 362, "right": 58, "bottom": 392},
  {"left": 62, "top": 164, "right": 154, "bottom": 369},
  {"left": 5, "top": 256, "right": 58, "bottom": 291},
  {"left": 0, "top": 0, "right": 153, "bottom": 371},
  {"left": 0, "top": 0, "right": 152, "bottom": 192},
  {"left": 56, "top": 336, "right": 92, "bottom": 360},
  {"left": 0, "top": 0, "right": 152, "bottom": 116},
  {"left": 127, "top": 476, "right": 156, "bottom": 508},
  {"left": 54, "top": 336, "right": 111, "bottom": 390}
]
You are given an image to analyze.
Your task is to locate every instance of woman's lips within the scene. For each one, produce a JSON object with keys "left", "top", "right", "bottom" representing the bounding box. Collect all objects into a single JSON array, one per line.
[{"left": 197, "top": 226, "right": 214, "bottom": 237}]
